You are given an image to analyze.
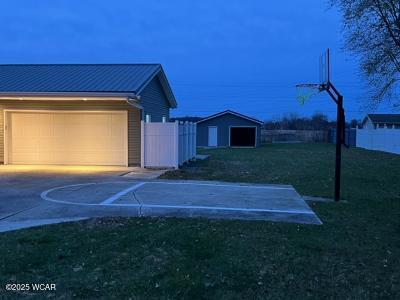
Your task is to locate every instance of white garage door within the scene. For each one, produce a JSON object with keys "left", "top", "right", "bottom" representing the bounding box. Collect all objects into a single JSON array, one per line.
[{"left": 6, "top": 111, "right": 128, "bottom": 166}]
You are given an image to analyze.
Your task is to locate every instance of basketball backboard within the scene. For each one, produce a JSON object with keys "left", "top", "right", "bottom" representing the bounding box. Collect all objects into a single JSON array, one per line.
[{"left": 319, "top": 49, "right": 331, "bottom": 85}]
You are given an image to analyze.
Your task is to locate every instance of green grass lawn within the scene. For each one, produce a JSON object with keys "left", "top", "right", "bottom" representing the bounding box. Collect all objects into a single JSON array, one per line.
[{"left": 1, "top": 143, "right": 399, "bottom": 299}]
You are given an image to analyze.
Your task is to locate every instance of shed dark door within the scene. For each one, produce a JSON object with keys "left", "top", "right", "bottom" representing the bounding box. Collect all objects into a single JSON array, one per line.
[{"left": 230, "top": 127, "right": 256, "bottom": 147}]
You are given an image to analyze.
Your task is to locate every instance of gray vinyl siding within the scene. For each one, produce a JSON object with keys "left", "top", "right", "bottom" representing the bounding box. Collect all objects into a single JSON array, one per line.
[
  {"left": 197, "top": 114, "right": 261, "bottom": 147},
  {"left": 0, "top": 101, "right": 141, "bottom": 166},
  {"left": 139, "top": 75, "right": 170, "bottom": 122}
]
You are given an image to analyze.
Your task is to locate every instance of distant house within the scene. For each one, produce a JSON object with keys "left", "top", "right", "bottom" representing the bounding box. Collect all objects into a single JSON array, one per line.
[
  {"left": 196, "top": 110, "right": 263, "bottom": 147},
  {"left": 357, "top": 114, "right": 400, "bottom": 154},
  {"left": 362, "top": 114, "right": 400, "bottom": 129}
]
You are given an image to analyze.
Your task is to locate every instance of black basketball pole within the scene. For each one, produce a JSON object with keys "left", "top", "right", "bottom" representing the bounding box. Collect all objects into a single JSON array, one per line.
[
  {"left": 325, "top": 82, "right": 344, "bottom": 202},
  {"left": 334, "top": 95, "right": 343, "bottom": 202}
]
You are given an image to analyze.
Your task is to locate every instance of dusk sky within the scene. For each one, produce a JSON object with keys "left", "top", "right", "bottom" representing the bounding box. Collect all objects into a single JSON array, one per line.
[{"left": 0, "top": 0, "right": 396, "bottom": 121}]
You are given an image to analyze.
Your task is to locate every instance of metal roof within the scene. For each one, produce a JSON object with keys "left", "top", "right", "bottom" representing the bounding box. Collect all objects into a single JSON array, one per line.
[
  {"left": 367, "top": 114, "right": 400, "bottom": 124},
  {"left": 0, "top": 64, "right": 177, "bottom": 107},
  {"left": 197, "top": 110, "right": 263, "bottom": 125}
]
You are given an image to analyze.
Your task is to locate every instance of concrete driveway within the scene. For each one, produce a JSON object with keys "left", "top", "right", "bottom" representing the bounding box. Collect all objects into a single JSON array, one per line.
[{"left": 0, "top": 166, "right": 321, "bottom": 232}]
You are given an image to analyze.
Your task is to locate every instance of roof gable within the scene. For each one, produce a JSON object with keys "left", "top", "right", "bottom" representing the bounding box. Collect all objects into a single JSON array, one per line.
[
  {"left": 0, "top": 64, "right": 177, "bottom": 107},
  {"left": 197, "top": 110, "right": 263, "bottom": 125}
]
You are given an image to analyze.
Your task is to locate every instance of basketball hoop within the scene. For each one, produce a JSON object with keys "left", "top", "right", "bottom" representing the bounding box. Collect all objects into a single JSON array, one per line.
[
  {"left": 295, "top": 83, "right": 325, "bottom": 105},
  {"left": 296, "top": 48, "right": 346, "bottom": 202}
]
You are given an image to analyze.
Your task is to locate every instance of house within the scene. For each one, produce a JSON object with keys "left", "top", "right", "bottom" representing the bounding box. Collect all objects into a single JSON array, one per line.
[
  {"left": 362, "top": 114, "right": 400, "bottom": 129},
  {"left": 0, "top": 64, "right": 177, "bottom": 166},
  {"left": 357, "top": 113, "right": 400, "bottom": 154},
  {"left": 196, "top": 110, "right": 263, "bottom": 147}
]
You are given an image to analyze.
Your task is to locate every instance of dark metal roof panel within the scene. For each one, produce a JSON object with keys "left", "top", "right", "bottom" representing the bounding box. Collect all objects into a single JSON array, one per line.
[
  {"left": 368, "top": 114, "right": 400, "bottom": 124},
  {"left": 0, "top": 64, "right": 161, "bottom": 93}
]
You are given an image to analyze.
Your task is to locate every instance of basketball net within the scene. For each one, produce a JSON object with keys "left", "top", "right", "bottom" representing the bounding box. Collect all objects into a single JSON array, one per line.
[{"left": 296, "top": 84, "right": 323, "bottom": 105}]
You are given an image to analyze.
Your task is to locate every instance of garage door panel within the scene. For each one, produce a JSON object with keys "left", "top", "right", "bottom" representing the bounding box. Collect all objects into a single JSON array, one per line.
[
  {"left": 38, "top": 138, "right": 68, "bottom": 152},
  {"left": 7, "top": 111, "right": 128, "bottom": 166},
  {"left": 11, "top": 151, "right": 39, "bottom": 163},
  {"left": 12, "top": 137, "right": 39, "bottom": 149},
  {"left": 72, "top": 126, "right": 110, "bottom": 138},
  {"left": 61, "top": 151, "right": 126, "bottom": 165},
  {"left": 111, "top": 114, "right": 126, "bottom": 125},
  {"left": 12, "top": 120, "right": 40, "bottom": 137}
]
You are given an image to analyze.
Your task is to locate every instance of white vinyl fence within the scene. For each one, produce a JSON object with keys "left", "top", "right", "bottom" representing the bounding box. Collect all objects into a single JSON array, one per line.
[
  {"left": 356, "top": 128, "right": 400, "bottom": 154},
  {"left": 141, "top": 121, "right": 196, "bottom": 168}
]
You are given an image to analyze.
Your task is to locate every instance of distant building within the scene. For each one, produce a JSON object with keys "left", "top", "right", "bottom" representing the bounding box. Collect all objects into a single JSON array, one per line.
[
  {"left": 357, "top": 113, "right": 400, "bottom": 154},
  {"left": 362, "top": 114, "right": 400, "bottom": 129},
  {"left": 170, "top": 116, "right": 203, "bottom": 123},
  {"left": 196, "top": 110, "right": 263, "bottom": 147}
]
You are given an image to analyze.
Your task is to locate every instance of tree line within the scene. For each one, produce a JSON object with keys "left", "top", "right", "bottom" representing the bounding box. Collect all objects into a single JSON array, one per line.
[
  {"left": 263, "top": 113, "right": 360, "bottom": 130},
  {"left": 172, "top": 113, "right": 361, "bottom": 130}
]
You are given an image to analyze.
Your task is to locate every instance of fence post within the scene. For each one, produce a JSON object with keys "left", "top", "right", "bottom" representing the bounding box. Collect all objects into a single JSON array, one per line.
[
  {"left": 192, "top": 122, "right": 196, "bottom": 159},
  {"left": 184, "top": 121, "right": 189, "bottom": 162},
  {"left": 174, "top": 120, "right": 179, "bottom": 169},
  {"left": 193, "top": 123, "right": 197, "bottom": 160},
  {"left": 141, "top": 120, "right": 145, "bottom": 168},
  {"left": 179, "top": 121, "right": 183, "bottom": 165},
  {"left": 189, "top": 122, "right": 193, "bottom": 160}
]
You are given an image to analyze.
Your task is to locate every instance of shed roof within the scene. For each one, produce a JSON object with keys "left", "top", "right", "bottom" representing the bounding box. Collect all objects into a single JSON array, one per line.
[
  {"left": 367, "top": 114, "right": 400, "bottom": 124},
  {"left": 197, "top": 110, "right": 263, "bottom": 125},
  {"left": 0, "top": 64, "right": 177, "bottom": 107}
]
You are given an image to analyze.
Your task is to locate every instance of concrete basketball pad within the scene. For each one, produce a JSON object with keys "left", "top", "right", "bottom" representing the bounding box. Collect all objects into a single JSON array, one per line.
[{"left": 41, "top": 180, "right": 322, "bottom": 225}]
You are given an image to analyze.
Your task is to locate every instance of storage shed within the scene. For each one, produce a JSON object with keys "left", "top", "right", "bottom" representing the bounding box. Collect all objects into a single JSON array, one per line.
[{"left": 196, "top": 110, "right": 263, "bottom": 147}]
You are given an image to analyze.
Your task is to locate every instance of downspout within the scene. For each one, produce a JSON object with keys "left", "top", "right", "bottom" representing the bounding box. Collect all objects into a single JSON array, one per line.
[{"left": 125, "top": 95, "right": 142, "bottom": 110}]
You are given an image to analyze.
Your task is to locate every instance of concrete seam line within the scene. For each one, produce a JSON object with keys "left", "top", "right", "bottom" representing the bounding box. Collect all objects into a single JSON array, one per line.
[
  {"left": 149, "top": 182, "right": 293, "bottom": 190},
  {"left": 0, "top": 204, "right": 42, "bottom": 221},
  {"left": 131, "top": 190, "right": 143, "bottom": 216},
  {"left": 100, "top": 182, "right": 147, "bottom": 205}
]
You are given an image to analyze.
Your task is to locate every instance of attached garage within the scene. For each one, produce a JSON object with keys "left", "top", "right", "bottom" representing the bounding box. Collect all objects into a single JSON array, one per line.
[
  {"left": 196, "top": 110, "right": 263, "bottom": 147},
  {"left": 4, "top": 110, "right": 128, "bottom": 166},
  {"left": 0, "top": 64, "right": 178, "bottom": 167}
]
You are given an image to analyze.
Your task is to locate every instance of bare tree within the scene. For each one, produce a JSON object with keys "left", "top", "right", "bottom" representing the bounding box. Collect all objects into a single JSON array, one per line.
[{"left": 331, "top": 0, "right": 400, "bottom": 106}]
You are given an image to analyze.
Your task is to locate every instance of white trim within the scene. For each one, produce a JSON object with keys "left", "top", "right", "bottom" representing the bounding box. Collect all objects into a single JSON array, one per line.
[
  {"left": 4, "top": 109, "right": 129, "bottom": 166},
  {"left": 0, "top": 94, "right": 133, "bottom": 102},
  {"left": 3, "top": 109, "right": 128, "bottom": 114},
  {"left": 197, "top": 110, "right": 263, "bottom": 125},
  {"left": 208, "top": 126, "right": 218, "bottom": 147},
  {"left": 229, "top": 126, "right": 257, "bottom": 148}
]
